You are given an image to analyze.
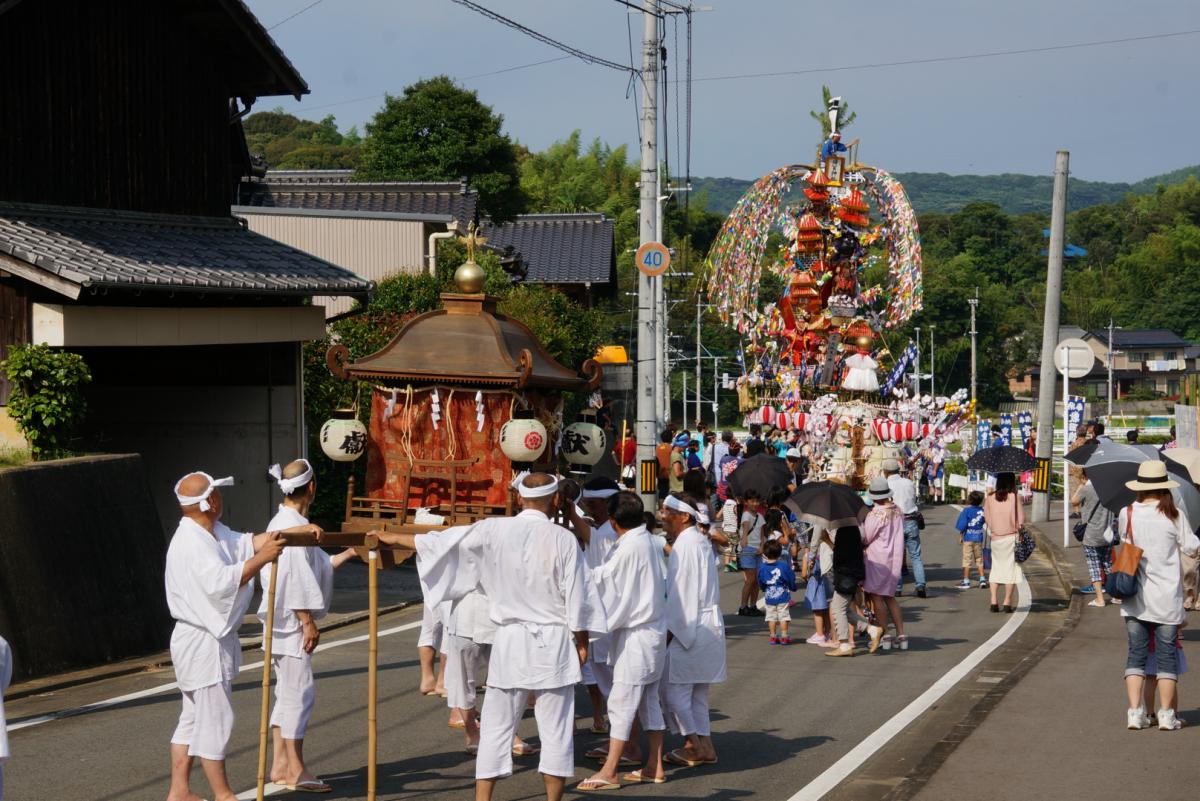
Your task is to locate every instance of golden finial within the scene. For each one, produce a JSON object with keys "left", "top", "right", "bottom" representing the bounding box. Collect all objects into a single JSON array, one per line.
[
  {"left": 458, "top": 220, "right": 487, "bottom": 264},
  {"left": 453, "top": 220, "right": 488, "bottom": 294}
]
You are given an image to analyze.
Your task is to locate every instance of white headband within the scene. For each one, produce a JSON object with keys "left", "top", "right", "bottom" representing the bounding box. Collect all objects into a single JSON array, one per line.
[
  {"left": 517, "top": 474, "right": 560, "bottom": 498},
  {"left": 174, "top": 472, "right": 234, "bottom": 512},
  {"left": 268, "top": 460, "right": 313, "bottom": 494},
  {"left": 581, "top": 488, "right": 619, "bottom": 500},
  {"left": 664, "top": 495, "right": 701, "bottom": 520}
]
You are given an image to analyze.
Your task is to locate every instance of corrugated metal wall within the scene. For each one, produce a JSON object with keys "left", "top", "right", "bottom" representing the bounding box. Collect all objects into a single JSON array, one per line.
[{"left": 239, "top": 214, "right": 427, "bottom": 316}]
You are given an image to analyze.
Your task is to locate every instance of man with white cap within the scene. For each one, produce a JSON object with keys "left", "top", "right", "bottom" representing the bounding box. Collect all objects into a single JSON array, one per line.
[
  {"left": 164, "top": 471, "right": 320, "bottom": 801},
  {"left": 660, "top": 491, "right": 726, "bottom": 768},
  {"left": 884, "top": 457, "right": 926, "bottom": 598},
  {"left": 374, "top": 472, "right": 607, "bottom": 801},
  {"left": 260, "top": 459, "right": 357, "bottom": 792},
  {"left": 578, "top": 490, "right": 669, "bottom": 790}
]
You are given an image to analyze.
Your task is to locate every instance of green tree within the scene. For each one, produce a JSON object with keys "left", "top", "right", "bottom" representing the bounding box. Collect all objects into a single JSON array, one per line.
[
  {"left": 357, "top": 77, "right": 525, "bottom": 221},
  {"left": 808, "top": 85, "right": 856, "bottom": 139}
]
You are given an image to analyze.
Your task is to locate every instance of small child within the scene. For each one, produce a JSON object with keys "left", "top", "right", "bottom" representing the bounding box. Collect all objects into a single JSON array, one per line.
[
  {"left": 955, "top": 491, "right": 989, "bottom": 589},
  {"left": 721, "top": 497, "right": 739, "bottom": 573},
  {"left": 757, "top": 539, "right": 798, "bottom": 645},
  {"left": 802, "top": 530, "right": 835, "bottom": 646}
]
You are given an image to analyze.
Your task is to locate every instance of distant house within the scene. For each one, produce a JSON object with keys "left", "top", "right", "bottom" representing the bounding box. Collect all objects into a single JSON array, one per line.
[
  {"left": 1010, "top": 327, "right": 1197, "bottom": 401},
  {"left": 235, "top": 171, "right": 617, "bottom": 314},
  {"left": 0, "top": 0, "right": 371, "bottom": 531}
]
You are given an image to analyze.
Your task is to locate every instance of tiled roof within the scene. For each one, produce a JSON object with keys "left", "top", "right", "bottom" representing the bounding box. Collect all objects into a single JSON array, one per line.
[
  {"left": 484, "top": 214, "right": 615, "bottom": 286},
  {"left": 1087, "top": 328, "right": 1190, "bottom": 348},
  {"left": 235, "top": 172, "right": 478, "bottom": 226},
  {"left": 0, "top": 202, "right": 372, "bottom": 298}
]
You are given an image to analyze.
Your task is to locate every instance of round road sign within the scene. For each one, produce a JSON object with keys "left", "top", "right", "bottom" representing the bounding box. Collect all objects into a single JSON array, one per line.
[
  {"left": 635, "top": 242, "right": 671, "bottom": 277},
  {"left": 1054, "top": 337, "right": 1095, "bottom": 379}
]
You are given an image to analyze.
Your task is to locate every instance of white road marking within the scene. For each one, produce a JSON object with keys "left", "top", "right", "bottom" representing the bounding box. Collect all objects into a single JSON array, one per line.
[
  {"left": 7, "top": 619, "right": 424, "bottom": 733},
  {"left": 950, "top": 504, "right": 964, "bottom": 511},
  {"left": 786, "top": 573, "right": 1031, "bottom": 801}
]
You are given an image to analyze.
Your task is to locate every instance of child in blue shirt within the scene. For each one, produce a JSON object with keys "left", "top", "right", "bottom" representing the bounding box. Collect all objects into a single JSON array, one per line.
[
  {"left": 757, "top": 539, "right": 798, "bottom": 644},
  {"left": 955, "top": 490, "right": 989, "bottom": 589}
]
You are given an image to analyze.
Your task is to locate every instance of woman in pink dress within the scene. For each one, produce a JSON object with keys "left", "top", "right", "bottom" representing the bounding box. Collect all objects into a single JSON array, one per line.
[{"left": 861, "top": 477, "right": 908, "bottom": 651}]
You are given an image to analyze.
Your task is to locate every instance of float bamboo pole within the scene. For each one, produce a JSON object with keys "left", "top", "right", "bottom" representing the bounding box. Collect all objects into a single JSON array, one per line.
[
  {"left": 256, "top": 560, "right": 279, "bottom": 801},
  {"left": 367, "top": 546, "right": 379, "bottom": 801}
]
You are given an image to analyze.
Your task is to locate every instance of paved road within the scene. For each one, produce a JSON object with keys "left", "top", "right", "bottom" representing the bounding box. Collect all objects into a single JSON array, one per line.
[{"left": 5, "top": 504, "right": 1033, "bottom": 801}]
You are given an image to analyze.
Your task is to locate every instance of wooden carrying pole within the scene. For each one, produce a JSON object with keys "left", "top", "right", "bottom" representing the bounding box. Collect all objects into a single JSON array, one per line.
[
  {"left": 368, "top": 545, "right": 379, "bottom": 801},
  {"left": 256, "top": 559, "right": 279, "bottom": 801}
]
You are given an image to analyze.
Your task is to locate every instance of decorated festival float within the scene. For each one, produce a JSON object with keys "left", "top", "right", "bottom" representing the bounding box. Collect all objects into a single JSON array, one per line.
[{"left": 706, "top": 95, "right": 976, "bottom": 489}]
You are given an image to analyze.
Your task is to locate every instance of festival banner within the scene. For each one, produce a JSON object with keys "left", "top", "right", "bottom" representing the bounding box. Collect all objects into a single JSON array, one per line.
[
  {"left": 1066, "top": 396, "right": 1086, "bottom": 433},
  {"left": 976, "top": 419, "right": 991, "bottom": 451},
  {"left": 882, "top": 341, "right": 918, "bottom": 397},
  {"left": 1018, "top": 411, "right": 1033, "bottom": 447},
  {"left": 999, "top": 413, "right": 1012, "bottom": 446}
]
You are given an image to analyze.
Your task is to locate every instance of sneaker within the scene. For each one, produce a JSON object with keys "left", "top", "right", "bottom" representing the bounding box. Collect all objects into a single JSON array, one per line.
[
  {"left": 805, "top": 633, "right": 827, "bottom": 645},
  {"left": 880, "top": 634, "right": 894, "bottom": 651},
  {"left": 1157, "top": 709, "right": 1182, "bottom": 731},
  {"left": 897, "top": 635, "right": 909, "bottom": 651},
  {"left": 979, "top": 580, "right": 989, "bottom": 589},
  {"left": 780, "top": 637, "right": 791, "bottom": 645},
  {"left": 823, "top": 644, "right": 855, "bottom": 657},
  {"left": 916, "top": 586, "right": 928, "bottom": 598},
  {"left": 1127, "top": 707, "right": 1152, "bottom": 730},
  {"left": 957, "top": 580, "right": 971, "bottom": 590},
  {"left": 737, "top": 606, "right": 748, "bottom": 616},
  {"left": 769, "top": 637, "right": 780, "bottom": 645}
]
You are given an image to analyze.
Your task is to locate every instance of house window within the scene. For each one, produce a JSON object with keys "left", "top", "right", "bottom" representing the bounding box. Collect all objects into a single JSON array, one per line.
[
  {"left": 1168, "top": 379, "right": 1180, "bottom": 396},
  {"left": 1128, "top": 351, "right": 1149, "bottom": 363},
  {"left": 1165, "top": 351, "right": 1177, "bottom": 361}
]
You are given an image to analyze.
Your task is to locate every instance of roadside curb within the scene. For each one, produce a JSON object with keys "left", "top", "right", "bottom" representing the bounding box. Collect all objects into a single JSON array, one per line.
[
  {"left": 6, "top": 599, "right": 421, "bottom": 701},
  {"left": 876, "top": 520, "right": 1084, "bottom": 801}
]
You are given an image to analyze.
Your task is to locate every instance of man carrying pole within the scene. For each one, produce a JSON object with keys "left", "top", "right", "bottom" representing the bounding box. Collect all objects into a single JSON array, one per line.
[
  {"left": 163, "top": 471, "right": 318, "bottom": 801},
  {"left": 375, "top": 473, "right": 607, "bottom": 801},
  {"left": 258, "top": 459, "right": 357, "bottom": 793}
]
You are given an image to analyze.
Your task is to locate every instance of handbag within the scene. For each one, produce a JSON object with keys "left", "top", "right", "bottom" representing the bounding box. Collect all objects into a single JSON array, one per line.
[
  {"left": 1104, "top": 506, "right": 1143, "bottom": 599},
  {"left": 982, "top": 544, "right": 993, "bottom": 571},
  {"left": 1014, "top": 527, "right": 1036, "bottom": 563},
  {"left": 1073, "top": 501, "right": 1100, "bottom": 543},
  {"left": 915, "top": 511, "right": 926, "bottom": 531},
  {"left": 833, "top": 571, "right": 860, "bottom": 596}
]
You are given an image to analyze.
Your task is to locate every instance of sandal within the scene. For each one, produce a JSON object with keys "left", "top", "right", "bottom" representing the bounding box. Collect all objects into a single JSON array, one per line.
[
  {"left": 578, "top": 777, "right": 621, "bottom": 791},
  {"left": 880, "top": 634, "right": 894, "bottom": 652},
  {"left": 1087, "top": 599, "right": 1106, "bottom": 608},
  {"left": 897, "top": 635, "right": 909, "bottom": 651},
  {"left": 664, "top": 749, "right": 704, "bottom": 767},
  {"left": 623, "top": 769, "right": 667, "bottom": 783},
  {"left": 512, "top": 741, "right": 540, "bottom": 756}
]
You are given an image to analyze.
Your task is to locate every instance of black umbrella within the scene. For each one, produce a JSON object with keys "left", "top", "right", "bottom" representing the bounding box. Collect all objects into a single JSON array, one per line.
[
  {"left": 784, "top": 480, "right": 868, "bottom": 530},
  {"left": 726, "top": 453, "right": 793, "bottom": 500},
  {"left": 966, "top": 445, "right": 1037, "bottom": 474},
  {"left": 1065, "top": 440, "right": 1099, "bottom": 466}
]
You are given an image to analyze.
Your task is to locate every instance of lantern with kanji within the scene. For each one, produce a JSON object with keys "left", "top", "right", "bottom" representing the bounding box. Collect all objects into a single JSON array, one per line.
[
  {"left": 562, "top": 414, "right": 607, "bottom": 473},
  {"left": 320, "top": 409, "right": 368, "bottom": 462}
]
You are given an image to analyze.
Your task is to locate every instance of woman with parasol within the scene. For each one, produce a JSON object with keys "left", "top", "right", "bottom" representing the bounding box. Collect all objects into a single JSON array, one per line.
[{"left": 983, "top": 473, "right": 1024, "bottom": 613}]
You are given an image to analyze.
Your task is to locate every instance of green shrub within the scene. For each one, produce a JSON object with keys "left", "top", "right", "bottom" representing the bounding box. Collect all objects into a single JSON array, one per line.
[{"left": 1, "top": 344, "right": 91, "bottom": 460}]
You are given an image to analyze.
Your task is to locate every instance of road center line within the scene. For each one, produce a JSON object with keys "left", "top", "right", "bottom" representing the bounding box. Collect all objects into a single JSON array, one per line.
[
  {"left": 786, "top": 573, "right": 1031, "bottom": 801},
  {"left": 7, "top": 619, "right": 424, "bottom": 733}
]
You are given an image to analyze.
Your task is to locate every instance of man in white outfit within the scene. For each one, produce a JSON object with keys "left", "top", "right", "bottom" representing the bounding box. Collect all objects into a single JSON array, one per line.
[
  {"left": 259, "top": 459, "right": 355, "bottom": 792},
  {"left": 375, "top": 473, "right": 606, "bottom": 801},
  {"left": 579, "top": 491, "right": 669, "bottom": 790},
  {"left": 661, "top": 491, "right": 726, "bottom": 768},
  {"left": 164, "top": 471, "right": 318, "bottom": 801}
]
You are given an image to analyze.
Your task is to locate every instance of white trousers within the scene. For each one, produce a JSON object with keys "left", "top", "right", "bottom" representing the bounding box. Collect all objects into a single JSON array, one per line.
[
  {"left": 270, "top": 653, "right": 316, "bottom": 739},
  {"left": 418, "top": 603, "right": 443, "bottom": 651},
  {"left": 445, "top": 634, "right": 489, "bottom": 711},
  {"left": 476, "top": 685, "right": 574, "bottom": 780},
  {"left": 581, "top": 656, "right": 613, "bottom": 697},
  {"left": 606, "top": 679, "right": 665, "bottom": 741},
  {"left": 171, "top": 682, "right": 235, "bottom": 760},
  {"left": 665, "top": 682, "right": 711, "bottom": 737}
]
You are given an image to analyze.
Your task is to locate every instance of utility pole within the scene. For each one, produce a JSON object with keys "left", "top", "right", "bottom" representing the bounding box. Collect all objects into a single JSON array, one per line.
[
  {"left": 913, "top": 326, "right": 921, "bottom": 398},
  {"left": 1032, "top": 150, "right": 1069, "bottom": 524},
  {"left": 929, "top": 323, "right": 936, "bottom": 397},
  {"left": 655, "top": 178, "right": 668, "bottom": 429},
  {"left": 968, "top": 289, "right": 979, "bottom": 406},
  {"left": 712, "top": 356, "right": 720, "bottom": 428},
  {"left": 635, "top": 0, "right": 660, "bottom": 512},
  {"left": 1106, "top": 317, "right": 1117, "bottom": 422},
  {"left": 695, "top": 297, "right": 703, "bottom": 425},
  {"left": 682, "top": 370, "right": 688, "bottom": 429}
]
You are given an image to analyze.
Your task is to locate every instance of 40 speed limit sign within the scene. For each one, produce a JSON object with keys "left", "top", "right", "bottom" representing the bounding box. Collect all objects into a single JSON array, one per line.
[{"left": 635, "top": 241, "right": 671, "bottom": 277}]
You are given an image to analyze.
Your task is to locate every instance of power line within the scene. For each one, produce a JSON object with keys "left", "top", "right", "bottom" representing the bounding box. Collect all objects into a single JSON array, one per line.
[
  {"left": 267, "top": 0, "right": 327, "bottom": 31},
  {"left": 448, "top": 0, "right": 634, "bottom": 73},
  {"left": 686, "top": 28, "right": 1200, "bottom": 83}
]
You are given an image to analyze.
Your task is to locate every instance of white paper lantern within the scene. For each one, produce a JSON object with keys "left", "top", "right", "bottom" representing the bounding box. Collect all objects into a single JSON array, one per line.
[
  {"left": 563, "top": 420, "right": 607, "bottom": 472},
  {"left": 500, "top": 412, "right": 548, "bottom": 465},
  {"left": 320, "top": 410, "right": 368, "bottom": 462}
]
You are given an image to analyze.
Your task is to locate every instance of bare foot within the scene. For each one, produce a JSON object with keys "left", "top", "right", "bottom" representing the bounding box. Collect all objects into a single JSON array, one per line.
[
  {"left": 419, "top": 678, "right": 437, "bottom": 694},
  {"left": 579, "top": 772, "right": 620, "bottom": 790}
]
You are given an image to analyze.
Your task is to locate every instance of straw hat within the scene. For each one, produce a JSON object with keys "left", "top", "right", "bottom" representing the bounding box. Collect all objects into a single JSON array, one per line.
[
  {"left": 882, "top": 458, "right": 901, "bottom": 473},
  {"left": 1125, "top": 460, "right": 1180, "bottom": 492},
  {"left": 867, "top": 476, "right": 892, "bottom": 500}
]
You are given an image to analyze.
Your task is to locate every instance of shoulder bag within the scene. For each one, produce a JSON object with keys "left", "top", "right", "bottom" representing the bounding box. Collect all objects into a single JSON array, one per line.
[
  {"left": 1073, "top": 499, "right": 1100, "bottom": 543},
  {"left": 1014, "top": 496, "right": 1036, "bottom": 563},
  {"left": 1103, "top": 506, "right": 1143, "bottom": 599}
]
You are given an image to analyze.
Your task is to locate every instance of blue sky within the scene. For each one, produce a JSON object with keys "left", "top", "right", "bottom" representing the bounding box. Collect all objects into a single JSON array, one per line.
[{"left": 248, "top": 0, "right": 1200, "bottom": 183}]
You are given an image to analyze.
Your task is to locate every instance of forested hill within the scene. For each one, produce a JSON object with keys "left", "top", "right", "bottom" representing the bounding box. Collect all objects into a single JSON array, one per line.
[{"left": 691, "top": 165, "right": 1200, "bottom": 216}]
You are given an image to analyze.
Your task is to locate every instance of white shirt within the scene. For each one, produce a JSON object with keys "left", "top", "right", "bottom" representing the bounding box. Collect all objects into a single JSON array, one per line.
[
  {"left": 585, "top": 519, "right": 618, "bottom": 571},
  {"left": 415, "top": 509, "right": 608, "bottom": 690},
  {"left": 0, "top": 635, "right": 11, "bottom": 763},
  {"left": 887, "top": 474, "right": 919, "bottom": 515},
  {"left": 721, "top": 500, "right": 739, "bottom": 536},
  {"left": 165, "top": 518, "right": 254, "bottom": 691},
  {"left": 448, "top": 589, "right": 497, "bottom": 646},
  {"left": 257, "top": 505, "right": 333, "bottom": 658},
  {"left": 591, "top": 526, "right": 668, "bottom": 685},
  {"left": 665, "top": 527, "right": 727, "bottom": 685},
  {"left": 1118, "top": 502, "right": 1200, "bottom": 625}
]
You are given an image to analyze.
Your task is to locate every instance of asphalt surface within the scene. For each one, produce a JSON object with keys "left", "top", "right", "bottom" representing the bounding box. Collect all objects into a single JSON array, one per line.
[{"left": 5, "top": 504, "right": 1035, "bottom": 801}]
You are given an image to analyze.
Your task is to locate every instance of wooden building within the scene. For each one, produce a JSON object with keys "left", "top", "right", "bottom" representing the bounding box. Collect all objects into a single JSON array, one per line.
[{"left": 0, "top": 0, "right": 372, "bottom": 531}]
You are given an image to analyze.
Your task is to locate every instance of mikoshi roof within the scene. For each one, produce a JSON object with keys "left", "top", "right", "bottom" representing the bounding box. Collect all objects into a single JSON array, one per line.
[{"left": 328, "top": 293, "right": 602, "bottom": 392}]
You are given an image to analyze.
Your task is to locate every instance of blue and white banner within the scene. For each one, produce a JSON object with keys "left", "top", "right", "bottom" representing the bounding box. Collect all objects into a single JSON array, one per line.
[
  {"left": 1000, "top": 413, "right": 1013, "bottom": 446},
  {"left": 882, "top": 341, "right": 919, "bottom": 397},
  {"left": 1066, "top": 396, "right": 1086, "bottom": 432},
  {"left": 976, "top": 419, "right": 992, "bottom": 451},
  {"left": 1017, "top": 411, "right": 1033, "bottom": 447}
]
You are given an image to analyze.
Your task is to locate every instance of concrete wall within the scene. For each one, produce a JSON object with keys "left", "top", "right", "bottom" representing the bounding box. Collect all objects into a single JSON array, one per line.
[{"left": 0, "top": 454, "right": 170, "bottom": 680}]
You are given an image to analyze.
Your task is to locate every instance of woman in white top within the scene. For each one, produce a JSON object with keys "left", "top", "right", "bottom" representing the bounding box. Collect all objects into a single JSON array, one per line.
[
  {"left": 737, "top": 491, "right": 766, "bottom": 616},
  {"left": 1118, "top": 461, "right": 1200, "bottom": 732}
]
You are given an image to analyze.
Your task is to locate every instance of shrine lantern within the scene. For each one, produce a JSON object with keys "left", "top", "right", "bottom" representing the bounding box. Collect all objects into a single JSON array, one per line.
[
  {"left": 500, "top": 410, "right": 549, "bottom": 467},
  {"left": 563, "top": 414, "right": 607, "bottom": 473},
  {"left": 837, "top": 188, "right": 871, "bottom": 228},
  {"left": 796, "top": 213, "right": 823, "bottom": 254},
  {"left": 320, "top": 409, "right": 368, "bottom": 462}
]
